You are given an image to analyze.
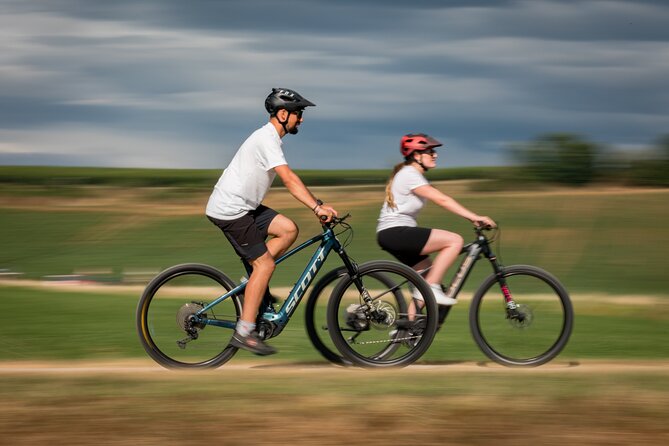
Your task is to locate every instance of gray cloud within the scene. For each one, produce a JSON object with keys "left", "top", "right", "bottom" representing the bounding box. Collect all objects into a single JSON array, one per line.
[{"left": 0, "top": 0, "right": 668, "bottom": 169}]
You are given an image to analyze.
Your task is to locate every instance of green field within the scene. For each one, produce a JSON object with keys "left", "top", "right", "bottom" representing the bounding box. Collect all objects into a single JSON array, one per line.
[
  {"left": 1, "top": 282, "right": 668, "bottom": 363},
  {"left": 1, "top": 183, "right": 667, "bottom": 295},
  {"left": 1, "top": 176, "right": 668, "bottom": 444},
  {"left": 1, "top": 181, "right": 668, "bottom": 363}
]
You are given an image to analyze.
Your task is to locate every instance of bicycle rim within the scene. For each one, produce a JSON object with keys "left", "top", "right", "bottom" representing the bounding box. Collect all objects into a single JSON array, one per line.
[
  {"left": 304, "top": 266, "right": 351, "bottom": 366},
  {"left": 137, "top": 264, "right": 242, "bottom": 369},
  {"left": 327, "top": 261, "right": 438, "bottom": 368},
  {"left": 470, "top": 265, "right": 573, "bottom": 367}
]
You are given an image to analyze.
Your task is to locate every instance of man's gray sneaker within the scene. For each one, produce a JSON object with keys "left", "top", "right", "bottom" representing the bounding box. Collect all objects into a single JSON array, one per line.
[{"left": 230, "top": 331, "right": 277, "bottom": 356}]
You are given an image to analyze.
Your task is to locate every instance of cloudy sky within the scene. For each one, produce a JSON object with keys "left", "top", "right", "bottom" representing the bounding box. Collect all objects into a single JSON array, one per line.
[{"left": 1, "top": 0, "right": 668, "bottom": 169}]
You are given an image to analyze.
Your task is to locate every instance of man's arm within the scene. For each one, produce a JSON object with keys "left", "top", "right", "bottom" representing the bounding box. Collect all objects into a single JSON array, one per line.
[{"left": 274, "top": 164, "right": 337, "bottom": 220}]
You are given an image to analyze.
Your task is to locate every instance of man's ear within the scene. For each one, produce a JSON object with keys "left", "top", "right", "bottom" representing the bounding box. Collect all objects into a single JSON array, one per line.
[{"left": 275, "top": 109, "right": 288, "bottom": 121}]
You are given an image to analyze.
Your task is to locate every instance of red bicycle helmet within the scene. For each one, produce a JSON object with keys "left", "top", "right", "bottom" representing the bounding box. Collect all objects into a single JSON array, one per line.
[{"left": 400, "top": 133, "right": 442, "bottom": 157}]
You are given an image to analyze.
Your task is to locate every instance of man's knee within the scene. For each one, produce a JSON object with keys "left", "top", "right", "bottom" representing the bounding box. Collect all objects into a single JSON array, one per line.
[
  {"left": 270, "top": 215, "right": 299, "bottom": 240},
  {"left": 285, "top": 220, "right": 299, "bottom": 240},
  {"left": 251, "top": 252, "right": 276, "bottom": 274}
]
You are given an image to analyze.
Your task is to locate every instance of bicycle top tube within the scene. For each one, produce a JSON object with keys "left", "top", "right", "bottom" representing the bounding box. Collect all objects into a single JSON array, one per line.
[
  {"left": 263, "top": 216, "right": 353, "bottom": 325},
  {"left": 273, "top": 214, "right": 350, "bottom": 265}
]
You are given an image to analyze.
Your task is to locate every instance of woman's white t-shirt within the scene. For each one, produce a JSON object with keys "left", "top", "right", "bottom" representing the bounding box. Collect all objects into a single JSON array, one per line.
[
  {"left": 206, "top": 123, "right": 287, "bottom": 220},
  {"left": 376, "top": 165, "right": 429, "bottom": 232}
]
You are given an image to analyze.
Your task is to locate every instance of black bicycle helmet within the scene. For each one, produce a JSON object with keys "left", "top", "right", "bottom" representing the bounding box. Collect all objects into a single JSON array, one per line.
[{"left": 265, "top": 88, "right": 316, "bottom": 115}]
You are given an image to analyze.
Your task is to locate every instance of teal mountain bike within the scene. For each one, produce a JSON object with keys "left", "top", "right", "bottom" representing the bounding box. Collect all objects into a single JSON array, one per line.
[{"left": 136, "top": 215, "right": 439, "bottom": 369}]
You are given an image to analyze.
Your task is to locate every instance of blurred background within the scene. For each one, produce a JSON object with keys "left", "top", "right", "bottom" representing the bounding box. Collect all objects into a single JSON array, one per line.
[{"left": 1, "top": 1, "right": 668, "bottom": 443}]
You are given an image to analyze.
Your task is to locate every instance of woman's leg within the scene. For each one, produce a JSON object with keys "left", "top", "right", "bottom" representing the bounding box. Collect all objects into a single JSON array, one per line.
[{"left": 420, "top": 229, "right": 463, "bottom": 286}]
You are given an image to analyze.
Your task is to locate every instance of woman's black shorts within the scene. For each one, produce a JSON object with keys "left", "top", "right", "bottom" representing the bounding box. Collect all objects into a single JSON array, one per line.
[{"left": 377, "top": 226, "right": 432, "bottom": 267}]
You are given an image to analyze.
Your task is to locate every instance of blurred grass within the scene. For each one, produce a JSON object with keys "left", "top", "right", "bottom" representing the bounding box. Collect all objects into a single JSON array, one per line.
[
  {"left": 0, "top": 368, "right": 668, "bottom": 444},
  {"left": 1, "top": 283, "right": 667, "bottom": 362},
  {"left": 1, "top": 178, "right": 667, "bottom": 364},
  {"left": 1, "top": 184, "right": 667, "bottom": 295},
  {"left": 1, "top": 168, "right": 667, "bottom": 444}
]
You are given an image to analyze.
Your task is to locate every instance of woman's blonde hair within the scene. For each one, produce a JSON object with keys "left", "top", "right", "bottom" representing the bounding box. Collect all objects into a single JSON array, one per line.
[{"left": 384, "top": 161, "right": 410, "bottom": 209}]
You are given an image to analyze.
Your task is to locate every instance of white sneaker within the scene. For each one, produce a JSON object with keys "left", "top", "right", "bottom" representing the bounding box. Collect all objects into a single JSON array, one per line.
[{"left": 412, "top": 283, "right": 457, "bottom": 306}]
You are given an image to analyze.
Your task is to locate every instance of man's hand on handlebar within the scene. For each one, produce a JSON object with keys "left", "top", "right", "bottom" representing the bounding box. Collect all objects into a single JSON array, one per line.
[{"left": 316, "top": 204, "right": 338, "bottom": 223}]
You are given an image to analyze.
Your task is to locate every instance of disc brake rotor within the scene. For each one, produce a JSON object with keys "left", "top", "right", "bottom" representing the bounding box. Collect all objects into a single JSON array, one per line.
[
  {"left": 508, "top": 303, "right": 533, "bottom": 329},
  {"left": 370, "top": 301, "right": 397, "bottom": 330}
]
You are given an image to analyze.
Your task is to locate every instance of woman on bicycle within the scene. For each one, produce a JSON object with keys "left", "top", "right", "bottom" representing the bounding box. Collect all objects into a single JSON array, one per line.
[{"left": 377, "top": 133, "right": 496, "bottom": 306}]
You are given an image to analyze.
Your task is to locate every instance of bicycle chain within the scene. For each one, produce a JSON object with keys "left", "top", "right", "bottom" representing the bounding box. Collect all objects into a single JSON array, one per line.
[{"left": 353, "top": 335, "right": 422, "bottom": 345}]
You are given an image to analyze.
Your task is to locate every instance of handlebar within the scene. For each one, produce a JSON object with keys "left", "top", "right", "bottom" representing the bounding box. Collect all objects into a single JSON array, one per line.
[
  {"left": 474, "top": 222, "right": 497, "bottom": 237},
  {"left": 321, "top": 213, "right": 351, "bottom": 229}
]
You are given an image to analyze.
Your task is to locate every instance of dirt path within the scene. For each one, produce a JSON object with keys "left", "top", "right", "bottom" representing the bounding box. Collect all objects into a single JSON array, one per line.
[
  {"left": 1, "top": 279, "right": 664, "bottom": 306},
  {"left": 0, "top": 359, "right": 667, "bottom": 376}
]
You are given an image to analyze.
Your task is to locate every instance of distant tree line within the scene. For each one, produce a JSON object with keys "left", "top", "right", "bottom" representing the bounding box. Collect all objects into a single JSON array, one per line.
[
  {"left": 0, "top": 135, "right": 667, "bottom": 189},
  {"left": 509, "top": 133, "right": 669, "bottom": 187}
]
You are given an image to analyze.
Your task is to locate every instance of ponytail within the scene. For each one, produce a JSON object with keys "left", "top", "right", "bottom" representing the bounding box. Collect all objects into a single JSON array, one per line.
[{"left": 385, "top": 161, "right": 409, "bottom": 209}]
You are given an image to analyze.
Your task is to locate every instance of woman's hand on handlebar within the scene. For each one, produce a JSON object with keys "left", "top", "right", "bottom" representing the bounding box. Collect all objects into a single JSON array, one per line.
[{"left": 473, "top": 215, "right": 496, "bottom": 229}]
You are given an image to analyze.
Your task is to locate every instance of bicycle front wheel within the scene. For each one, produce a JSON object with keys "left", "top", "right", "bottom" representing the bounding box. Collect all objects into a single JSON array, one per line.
[
  {"left": 326, "top": 260, "right": 438, "bottom": 368},
  {"left": 304, "top": 266, "right": 351, "bottom": 366},
  {"left": 469, "top": 265, "right": 573, "bottom": 367},
  {"left": 136, "top": 263, "right": 242, "bottom": 369},
  {"left": 305, "top": 267, "right": 409, "bottom": 366}
]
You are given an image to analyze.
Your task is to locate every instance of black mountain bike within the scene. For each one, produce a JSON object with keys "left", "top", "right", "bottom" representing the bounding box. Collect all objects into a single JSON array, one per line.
[
  {"left": 136, "top": 215, "right": 439, "bottom": 369},
  {"left": 306, "top": 225, "right": 574, "bottom": 367}
]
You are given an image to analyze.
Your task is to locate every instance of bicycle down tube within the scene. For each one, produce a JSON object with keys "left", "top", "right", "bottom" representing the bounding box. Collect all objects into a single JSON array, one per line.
[{"left": 195, "top": 224, "right": 347, "bottom": 332}]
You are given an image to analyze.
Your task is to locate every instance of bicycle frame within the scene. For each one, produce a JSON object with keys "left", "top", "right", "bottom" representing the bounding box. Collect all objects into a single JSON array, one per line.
[
  {"left": 194, "top": 222, "right": 358, "bottom": 335},
  {"left": 430, "top": 229, "right": 517, "bottom": 324}
]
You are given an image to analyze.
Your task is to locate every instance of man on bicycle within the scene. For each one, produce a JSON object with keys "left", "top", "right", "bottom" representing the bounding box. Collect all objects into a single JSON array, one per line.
[{"left": 206, "top": 88, "right": 337, "bottom": 355}]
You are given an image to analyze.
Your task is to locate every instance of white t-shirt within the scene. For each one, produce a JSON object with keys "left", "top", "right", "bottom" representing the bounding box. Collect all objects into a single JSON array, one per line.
[
  {"left": 376, "top": 165, "right": 429, "bottom": 232},
  {"left": 206, "top": 123, "right": 287, "bottom": 220}
]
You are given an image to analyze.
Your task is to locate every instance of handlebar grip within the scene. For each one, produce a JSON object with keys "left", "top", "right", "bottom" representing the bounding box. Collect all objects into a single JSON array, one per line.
[{"left": 474, "top": 221, "right": 496, "bottom": 231}]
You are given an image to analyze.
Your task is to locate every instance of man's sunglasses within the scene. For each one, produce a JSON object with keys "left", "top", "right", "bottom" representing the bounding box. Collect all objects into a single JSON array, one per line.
[
  {"left": 292, "top": 109, "right": 304, "bottom": 119},
  {"left": 419, "top": 149, "right": 437, "bottom": 156}
]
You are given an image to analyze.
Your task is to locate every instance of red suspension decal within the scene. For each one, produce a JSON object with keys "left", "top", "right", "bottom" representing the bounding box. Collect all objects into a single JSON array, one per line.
[{"left": 501, "top": 284, "right": 513, "bottom": 302}]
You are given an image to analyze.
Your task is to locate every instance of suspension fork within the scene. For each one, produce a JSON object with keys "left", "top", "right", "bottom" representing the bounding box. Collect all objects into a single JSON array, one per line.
[
  {"left": 482, "top": 241, "right": 518, "bottom": 311},
  {"left": 334, "top": 244, "right": 374, "bottom": 304}
]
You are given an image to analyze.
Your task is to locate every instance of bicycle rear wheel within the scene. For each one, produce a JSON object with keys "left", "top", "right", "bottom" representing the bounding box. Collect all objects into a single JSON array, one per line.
[
  {"left": 469, "top": 265, "right": 573, "bottom": 367},
  {"left": 326, "top": 260, "right": 438, "bottom": 368},
  {"left": 136, "top": 263, "right": 242, "bottom": 369}
]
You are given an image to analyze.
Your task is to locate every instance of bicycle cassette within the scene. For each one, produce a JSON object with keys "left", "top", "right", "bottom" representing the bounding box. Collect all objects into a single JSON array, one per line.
[{"left": 176, "top": 302, "right": 206, "bottom": 331}]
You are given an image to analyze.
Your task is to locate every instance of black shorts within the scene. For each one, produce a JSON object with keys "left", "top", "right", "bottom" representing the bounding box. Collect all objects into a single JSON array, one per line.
[
  {"left": 377, "top": 226, "right": 432, "bottom": 267},
  {"left": 208, "top": 205, "right": 279, "bottom": 262}
]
